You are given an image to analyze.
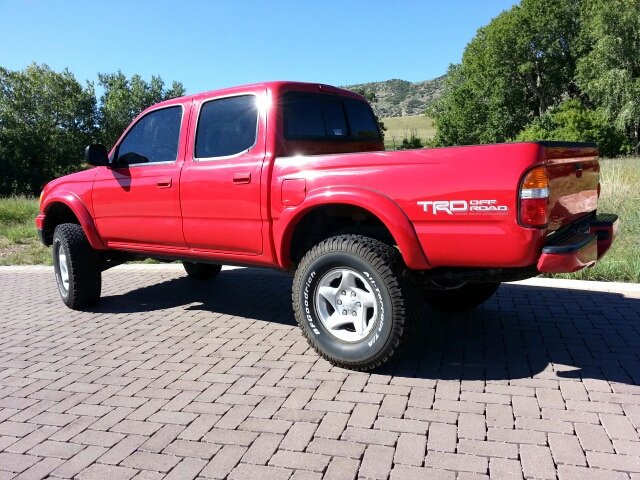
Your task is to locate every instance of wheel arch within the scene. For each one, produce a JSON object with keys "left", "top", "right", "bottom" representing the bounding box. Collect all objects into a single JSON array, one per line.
[
  {"left": 41, "top": 193, "right": 105, "bottom": 249},
  {"left": 275, "top": 187, "right": 429, "bottom": 270}
]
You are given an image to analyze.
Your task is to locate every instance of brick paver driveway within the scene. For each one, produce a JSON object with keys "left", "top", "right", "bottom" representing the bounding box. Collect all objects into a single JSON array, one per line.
[{"left": 1, "top": 265, "right": 639, "bottom": 479}]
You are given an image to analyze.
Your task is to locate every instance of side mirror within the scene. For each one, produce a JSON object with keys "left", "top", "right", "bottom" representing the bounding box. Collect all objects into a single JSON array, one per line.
[{"left": 85, "top": 144, "right": 109, "bottom": 167}]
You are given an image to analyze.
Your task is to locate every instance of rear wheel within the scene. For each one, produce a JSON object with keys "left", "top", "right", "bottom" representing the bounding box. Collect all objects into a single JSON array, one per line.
[
  {"left": 182, "top": 262, "right": 222, "bottom": 279},
  {"left": 292, "top": 235, "right": 420, "bottom": 371},
  {"left": 423, "top": 282, "right": 500, "bottom": 311},
  {"left": 52, "top": 224, "right": 101, "bottom": 309}
]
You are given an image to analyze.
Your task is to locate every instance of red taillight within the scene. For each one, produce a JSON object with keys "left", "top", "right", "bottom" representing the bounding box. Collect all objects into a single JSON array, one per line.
[{"left": 519, "top": 166, "right": 549, "bottom": 228}]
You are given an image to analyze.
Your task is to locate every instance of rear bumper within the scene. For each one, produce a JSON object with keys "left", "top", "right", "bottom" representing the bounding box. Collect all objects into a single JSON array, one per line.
[{"left": 537, "top": 213, "right": 619, "bottom": 273}]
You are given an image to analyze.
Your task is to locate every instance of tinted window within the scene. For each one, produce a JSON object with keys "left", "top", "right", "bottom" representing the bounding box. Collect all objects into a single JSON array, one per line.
[
  {"left": 117, "top": 106, "right": 182, "bottom": 165},
  {"left": 283, "top": 92, "right": 381, "bottom": 140},
  {"left": 195, "top": 95, "right": 258, "bottom": 158}
]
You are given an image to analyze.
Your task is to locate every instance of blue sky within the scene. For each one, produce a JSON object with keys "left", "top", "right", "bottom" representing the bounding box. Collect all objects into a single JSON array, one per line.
[{"left": 0, "top": 0, "right": 518, "bottom": 95}]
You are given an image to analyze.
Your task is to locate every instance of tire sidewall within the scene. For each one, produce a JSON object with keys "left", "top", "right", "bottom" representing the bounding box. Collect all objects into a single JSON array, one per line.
[
  {"left": 297, "top": 250, "right": 395, "bottom": 363},
  {"left": 52, "top": 233, "right": 71, "bottom": 303}
]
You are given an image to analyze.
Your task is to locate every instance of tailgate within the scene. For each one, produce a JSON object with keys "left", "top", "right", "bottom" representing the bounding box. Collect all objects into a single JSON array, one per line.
[{"left": 542, "top": 142, "right": 600, "bottom": 231}]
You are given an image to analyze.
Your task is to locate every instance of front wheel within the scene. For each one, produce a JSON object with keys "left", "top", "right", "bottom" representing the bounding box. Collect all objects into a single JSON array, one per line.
[
  {"left": 52, "top": 224, "right": 101, "bottom": 309},
  {"left": 423, "top": 282, "right": 500, "bottom": 312},
  {"left": 292, "top": 235, "right": 420, "bottom": 371}
]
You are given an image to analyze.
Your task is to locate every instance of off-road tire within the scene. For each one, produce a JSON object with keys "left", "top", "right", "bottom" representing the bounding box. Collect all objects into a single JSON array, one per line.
[
  {"left": 423, "top": 282, "right": 500, "bottom": 312},
  {"left": 182, "top": 262, "right": 222, "bottom": 279},
  {"left": 52, "top": 223, "right": 101, "bottom": 309},
  {"left": 292, "top": 235, "right": 420, "bottom": 371}
]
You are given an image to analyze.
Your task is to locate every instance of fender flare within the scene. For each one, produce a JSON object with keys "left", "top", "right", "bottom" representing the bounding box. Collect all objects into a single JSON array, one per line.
[
  {"left": 41, "top": 192, "right": 106, "bottom": 250},
  {"left": 274, "top": 186, "right": 430, "bottom": 270}
]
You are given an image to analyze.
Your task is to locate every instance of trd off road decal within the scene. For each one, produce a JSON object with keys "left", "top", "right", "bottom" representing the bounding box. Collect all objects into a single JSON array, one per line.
[{"left": 418, "top": 199, "right": 509, "bottom": 215}]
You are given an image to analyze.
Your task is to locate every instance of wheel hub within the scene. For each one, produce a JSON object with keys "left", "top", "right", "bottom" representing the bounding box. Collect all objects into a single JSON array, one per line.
[{"left": 315, "top": 268, "right": 378, "bottom": 342}]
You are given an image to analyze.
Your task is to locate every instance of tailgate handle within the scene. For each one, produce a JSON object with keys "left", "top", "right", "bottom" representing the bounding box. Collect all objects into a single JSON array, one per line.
[
  {"left": 157, "top": 178, "right": 172, "bottom": 188},
  {"left": 233, "top": 173, "right": 251, "bottom": 184}
]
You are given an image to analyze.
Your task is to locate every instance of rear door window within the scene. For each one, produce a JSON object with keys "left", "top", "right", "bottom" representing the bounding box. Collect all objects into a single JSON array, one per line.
[{"left": 195, "top": 95, "right": 258, "bottom": 159}]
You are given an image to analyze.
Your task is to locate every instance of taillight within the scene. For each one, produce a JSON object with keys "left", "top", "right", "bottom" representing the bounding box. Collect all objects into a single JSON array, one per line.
[{"left": 519, "top": 166, "right": 549, "bottom": 228}]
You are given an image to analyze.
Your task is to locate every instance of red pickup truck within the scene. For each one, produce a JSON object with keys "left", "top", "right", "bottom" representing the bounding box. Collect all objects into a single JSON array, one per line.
[{"left": 37, "top": 81, "right": 618, "bottom": 370}]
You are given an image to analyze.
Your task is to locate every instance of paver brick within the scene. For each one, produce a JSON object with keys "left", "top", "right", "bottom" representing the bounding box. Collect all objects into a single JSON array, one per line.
[
  {"left": 427, "top": 422, "right": 457, "bottom": 453},
  {"left": 574, "top": 423, "right": 615, "bottom": 453},
  {"left": 0, "top": 452, "right": 40, "bottom": 473},
  {"left": 424, "top": 451, "right": 488, "bottom": 474},
  {"left": 458, "top": 412, "right": 486, "bottom": 440},
  {"left": 279, "top": 422, "right": 317, "bottom": 452},
  {"left": 557, "top": 464, "right": 629, "bottom": 480},
  {"left": 520, "top": 444, "right": 556, "bottom": 480},
  {"left": 163, "top": 457, "right": 207, "bottom": 480},
  {"left": 121, "top": 451, "right": 181, "bottom": 473},
  {"left": 228, "top": 463, "right": 292, "bottom": 480},
  {"left": 359, "top": 444, "right": 395, "bottom": 480},
  {"left": 548, "top": 433, "right": 587, "bottom": 466},
  {"left": 268, "top": 450, "right": 330, "bottom": 472},
  {"left": 394, "top": 432, "right": 426, "bottom": 466},
  {"left": 600, "top": 413, "right": 640, "bottom": 441},
  {"left": 27, "top": 439, "right": 84, "bottom": 459},
  {"left": 390, "top": 464, "right": 456, "bottom": 480},
  {"left": 75, "top": 463, "right": 138, "bottom": 480},
  {"left": 324, "top": 456, "right": 360, "bottom": 480},
  {"left": 373, "top": 416, "right": 429, "bottom": 435},
  {"left": 342, "top": 427, "right": 398, "bottom": 446},
  {"left": 586, "top": 451, "right": 640, "bottom": 472},
  {"left": 307, "top": 437, "right": 366, "bottom": 458},
  {"left": 140, "top": 423, "right": 184, "bottom": 453},
  {"left": 50, "top": 445, "right": 108, "bottom": 478},
  {"left": 241, "top": 433, "right": 283, "bottom": 465},
  {"left": 5, "top": 425, "right": 59, "bottom": 454},
  {"left": 489, "top": 458, "right": 523, "bottom": 480}
]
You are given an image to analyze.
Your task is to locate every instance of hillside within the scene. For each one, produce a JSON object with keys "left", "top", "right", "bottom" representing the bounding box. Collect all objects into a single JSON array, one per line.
[{"left": 343, "top": 76, "right": 446, "bottom": 117}]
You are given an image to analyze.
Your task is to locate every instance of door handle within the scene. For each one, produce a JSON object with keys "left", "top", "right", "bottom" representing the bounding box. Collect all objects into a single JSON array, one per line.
[
  {"left": 233, "top": 173, "right": 251, "bottom": 184},
  {"left": 157, "top": 178, "right": 172, "bottom": 188}
]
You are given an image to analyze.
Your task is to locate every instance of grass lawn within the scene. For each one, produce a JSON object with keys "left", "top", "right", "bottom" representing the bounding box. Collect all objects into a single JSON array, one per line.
[
  {"left": 0, "top": 196, "right": 50, "bottom": 266},
  {"left": 381, "top": 115, "right": 436, "bottom": 150}
]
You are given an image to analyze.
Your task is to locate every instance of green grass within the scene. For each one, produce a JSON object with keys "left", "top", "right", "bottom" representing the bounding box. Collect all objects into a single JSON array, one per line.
[
  {"left": 381, "top": 115, "right": 436, "bottom": 150},
  {"left": 1, "top": 156, "right": 638, "bottom": 282},
  {"left": 0, "top": 196, "right": 51, "bottom": 266}
]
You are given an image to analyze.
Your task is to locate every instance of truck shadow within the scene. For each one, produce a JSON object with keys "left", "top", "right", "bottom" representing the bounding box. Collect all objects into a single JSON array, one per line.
[
  {"left": 92, "top": 268, "right": 297, "bottom": 326},
  {"left": 91, "top": 268, "right": 640, "bottom": 385},
  {"left": 393, "top": 284, "right": 640, "bottom": 386}
]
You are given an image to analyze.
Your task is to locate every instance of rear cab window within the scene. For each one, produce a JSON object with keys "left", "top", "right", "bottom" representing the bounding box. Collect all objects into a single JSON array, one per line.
[{"left": 283, "top": 91, "right": 381, "bottom": 141}]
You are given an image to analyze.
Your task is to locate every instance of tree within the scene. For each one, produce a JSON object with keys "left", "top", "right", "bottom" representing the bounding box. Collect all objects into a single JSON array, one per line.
[
  {"left": 514, "top": 99, "right": 631, "bottom": 157},
  {"left": 576, "top": 0, "right": 640, "bottom": 153},
  {"left": 428, "top": 0, "right": 581, "bottom": 146},
  {"left": 97, "top": 72, "right": 185, "bottom": 149},
  {"left": 0, "top": 63, "right": 97, "bottom": 195}
]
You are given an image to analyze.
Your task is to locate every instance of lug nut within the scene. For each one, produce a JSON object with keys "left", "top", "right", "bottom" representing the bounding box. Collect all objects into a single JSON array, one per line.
[
  {"left": 342, "top": 310, "right": 347, "bottom": 315},
  {"left": 337, "top": 300, "right": 342, "bottom": 305}
]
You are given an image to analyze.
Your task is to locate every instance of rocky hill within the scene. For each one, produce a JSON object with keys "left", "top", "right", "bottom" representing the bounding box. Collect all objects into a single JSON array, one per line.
[{"left": 343, "top": 76, "right": 446, "bottom": 117}]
